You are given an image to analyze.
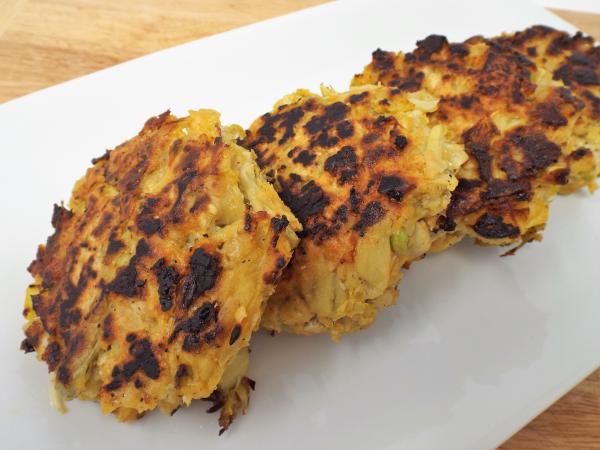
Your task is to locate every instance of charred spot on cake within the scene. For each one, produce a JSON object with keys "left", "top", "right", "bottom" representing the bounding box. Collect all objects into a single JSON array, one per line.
[
  {"left": 533, "top": 102, "right": 568, "bottom": 127},
  {"left": 50, "top": 204, "right": 73, "bottom": 230},
  {"left": 20, "top": 337, "right": 36, "bottom": 353},
  {"left": 333, "top": 205, "right": 348, "bottom": 224},
  {"left": 304, "top": 115, "right": 328, "bottom": 135},
  {"left": 372, "top": 49, "right": 395, "bottom": 70},
  {"left": 107, "top": 240, "right": 150, "bottom": 298},
  {"left": 292, "top": 150, "right": 316, "bottom": 166},
  {"left": 229, "top": 324, "right": 242, "bottom": 345},
  {"left": 352, "top": 201, "right": 386, "bottom": 236},
  {"left": 243, "top": 213, "right": 253, "bottom": 232},
  {"left": 509, "top": 129, "right": 561, "bottom": 176},
  {"left": 446, "top": 179, "right": 484, "bottom": 219},
  {"left": 302, "top": 101, "right": 351, "bottom": 145},
  {"left": 348, "top": 91, "right": 369, "bottom": 104},
  {"left": 436, "top": 215, "right": 456, "bottom": 232},
  {"left": 175, "top": 364, "right": 188, "bottom": 380},
  {"left": 547, "top": 33, "right": 575, "bottom": 55},
  {"left": 179, "top": 248, "right": 220, "bottom": 310},
  {"left": 449, "top": 43, "right": 469, "bottom": 57},
  {"left": 472, "top": 213, "right": 520, "bottom": 239},
  {"left": 324, "top": 146, "right": 358, "bottom": 185},
  {"left": 526, "top": 46, "right": 537, "bottom": 57},
  {"left": 91, "top": 150, "right": 111, "bottom": 165},
  {"left": 44, "top": 342, "right": 62, "bottom": 371},
  {"left": 270, "top": 216, "right": 290, "bottom": 248},
  {"left": 277, "top": 177, "right": 330, "bottom": 226},
  {"left": 277, "top": 107, "right": 305, "bottom": 145},
  {"left": 361, "top": 133, "right": 378, "bottom": 145},
  {"left": 263, "top": 256, "right": 287, "bottom": 284},
  {"left": 462, "top": 120, "right": 498, "bottom": 182},
  {"left": 169, "top": 170, "right": 199, "bottom": 223},
  {"left": 364, "top": 147, "right": 386, "bottom": 166},
  {"left": 128, "top": 338, "right": 161, "bottom": 379},
  {"left": 570, "top": 147, "right": 592, "bottom": 160},
  {"left": 136, "top": 216, "right": 162, "bottom": 236},
  {"left": 349, "top": 187, "right": 362, "bottom": 214},
  {"left": 394, "top": 135, "right": 408, "bottom": 149},
  {"left": 57, "top": 366, "right": 71, "bottom": 385},
  {"left": 104, "top": 378, "right": 122, "bottom": 391},
  {"left": 582, "top": 91, "right": 600, "bottom": 118},
  {"left": 152, "top": 258, "right": 180, "bottom": 312},
  {"left": 255, "top": 116, "right": 276, "bottom": 144},
  {"left": 416, "top": 34, "right": 447, "bottom": 60},
  {"left": 391, "top": 72, "right": 424, "bottom": 91},
  {"left": 120, "top": 157, "right": 149, "bottom": 192},
  {"left": 143, "top": 110, "right": 171, "bottom": 130},
  {"left": 106, "top": 233, "right": 125, "bottom": 255},
  {"left": 102, "top": 314, "right": 113, "bottom": 341},
  {"left": 30, "top": 294, "right": 51, "bottom": 334},
  {"left": 253, "top": 106, "right": 305, "bottom": 145},
  {"left": 459, "top": 95, "right": 475, "bottom": 109},
  {"left": 377, "top": 175, "right": 415, "bottom": 202},
  {"left": 169, "top": 302, "right": 219, "bottom": 352},
  {"left": 289, "top": 173, "right": 302, "bottom": 184},
  {"left": 324, "top": 102, "right": 350, "bottom": 122},
  {"left": 568, "top": 51, "right": 596, "bottom": 67},
  {"left": 550, "top": 167, "right": 570, "bottom": 185},
  {"left": 336, "top": 120, "right": 354, "bottom": 138},
  {"left": 311, "top": 132, "right": 339, "bottom": 149},
  {"left": 481, "top": 179, "right": 532, "bottom": 202},
  {"left": 54, "top": 260, "right": 99, "bottom": 331},
  {"left": 107, "top": 262, "right": 141, "bottom": 297},
  {"left": 554, "top": 61, "right": 599, "bottom": 86},
  {"left": 104, "top": 337, "right": 161, "bottom": 391}
]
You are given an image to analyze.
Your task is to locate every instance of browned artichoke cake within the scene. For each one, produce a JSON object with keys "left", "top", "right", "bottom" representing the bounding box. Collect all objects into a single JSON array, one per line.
[
  {"left": 21, "top": 109, "right": 300, "bottom": 432},
  {"left": 244, "top": 85, "right": 467, "bottom": 339},
  {"left": 353, "top": 26, "right": 599, "bottom": 253},
  {"left": 492, "top": 25, "right": 600, "bottom": 187}
]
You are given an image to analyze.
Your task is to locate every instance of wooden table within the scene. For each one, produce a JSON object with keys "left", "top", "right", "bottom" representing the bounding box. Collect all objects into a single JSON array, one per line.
[{"left": 1, "top": 1, "right": 598, "bottom": 448}]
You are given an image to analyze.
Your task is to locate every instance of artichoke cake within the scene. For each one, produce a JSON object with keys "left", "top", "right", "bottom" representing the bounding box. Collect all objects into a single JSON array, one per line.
[
  {"left": 243, "top": 85, "right": 467, "bottom": 339},
  {"left": 353, "top": 31, "right": 599, "bottom": 252},
  {"left": 492, "top": 25, "right": 600, "bottom": 192},
  {"left": 21, "top": 109, "right": 300, "bottom": 431}
]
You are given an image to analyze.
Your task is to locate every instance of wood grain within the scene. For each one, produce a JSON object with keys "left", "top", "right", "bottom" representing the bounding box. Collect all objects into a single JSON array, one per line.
[
  {"left": 0, "top": 0, "right": 326, "bottom": 102},
  {"left": 0, "top": 1, "right": 598, "bottom": 448},
  {"left": 500, "top": 370, "right": 600, "bottom": 449}
]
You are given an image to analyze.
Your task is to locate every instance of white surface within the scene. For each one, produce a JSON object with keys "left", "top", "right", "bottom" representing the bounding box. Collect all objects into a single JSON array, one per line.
[
  {"left": 536, "top": 0, "right": 600, "bottom": 14},
  {"left": 0, "top": 1, "right": 598, "bottom": 449}
]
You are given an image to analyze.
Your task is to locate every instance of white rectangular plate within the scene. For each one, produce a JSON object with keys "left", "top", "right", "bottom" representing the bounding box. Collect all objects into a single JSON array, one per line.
[{"left": 0, "top": 1, "right": 598, "bottom": 449}]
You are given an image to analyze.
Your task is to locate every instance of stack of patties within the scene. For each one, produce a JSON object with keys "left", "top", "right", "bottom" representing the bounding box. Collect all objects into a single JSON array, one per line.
[{"left": 21, "top": 25, "right": 599, "bottom": 432}]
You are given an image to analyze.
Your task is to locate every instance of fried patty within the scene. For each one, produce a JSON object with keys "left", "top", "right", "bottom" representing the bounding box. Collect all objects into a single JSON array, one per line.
[
  {"left": 492, "top": 26, "right": 600, "bottom": 192},
  {"left": 21, "top": 109, "right": 300, "bottom": 431},
  {"left": 353, "top": 30, "right": 599, "bottom": 252},
  {"left": 243, "top": 86, "right": 466, "bottom": 339}
]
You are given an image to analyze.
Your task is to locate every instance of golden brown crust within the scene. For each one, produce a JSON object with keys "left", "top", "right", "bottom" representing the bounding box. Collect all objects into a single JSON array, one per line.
[
  {"left": 245, "top": 86, "right": 466, "bottom": 337},
  {"left": 22, "top": 109, "right": 300, "bottom": 423},
  {"left": 491, "top": 26, "right": 600, "bottom": 192},
  {"left": 353, "top": 29, "right": 599, "bottom": 250},
  {"left": 246, "top": 88, "right": 422, "bottom": 242}
]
